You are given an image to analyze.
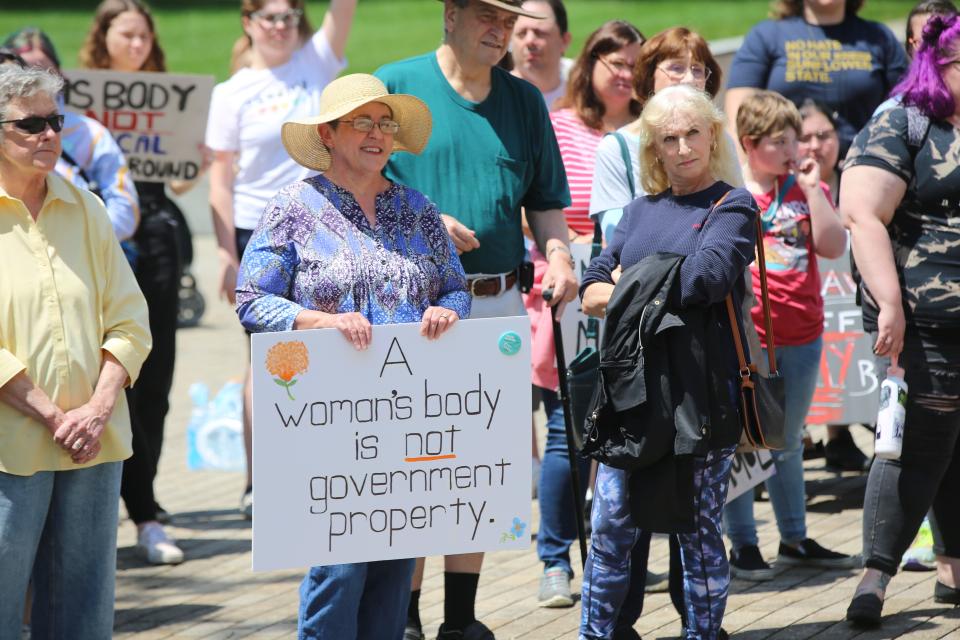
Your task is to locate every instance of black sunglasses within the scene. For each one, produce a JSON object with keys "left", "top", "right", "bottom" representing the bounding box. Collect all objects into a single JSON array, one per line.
[{"left": 0, "top": 114, "right": 65, "bottom": 134}]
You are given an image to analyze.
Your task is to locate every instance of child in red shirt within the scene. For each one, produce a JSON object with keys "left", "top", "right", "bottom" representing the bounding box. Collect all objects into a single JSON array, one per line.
[{"left": 723, "top": 90, "right": 854, "bottom": 581}]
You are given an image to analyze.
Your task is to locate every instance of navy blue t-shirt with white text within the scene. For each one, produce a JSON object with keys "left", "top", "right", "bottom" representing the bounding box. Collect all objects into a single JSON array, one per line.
[{"left": 728, "top": 15, "right": 907, "bottom": 155}]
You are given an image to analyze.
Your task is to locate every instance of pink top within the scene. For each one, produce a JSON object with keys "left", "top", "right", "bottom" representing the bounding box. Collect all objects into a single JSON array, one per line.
[
  {"left": 524, "top": 110, "right": 603, "bottom": 390},
  {"left": 549, "top": 108, "right": 604, "bottom": 237}
]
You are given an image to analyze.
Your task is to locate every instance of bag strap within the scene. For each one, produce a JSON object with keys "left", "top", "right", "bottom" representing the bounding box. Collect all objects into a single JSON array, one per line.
[
  {"left": 725, "top": 296, "right": 752, "bottom": 379},
  {"left": 606, "top": 131, "right": 636, "bottom": 199},
  {"left": 725, "top": 212, "right": 779, "bottom": 377},
  {"left": 905, "top": 104, "right": 931, "bottom": 155},
  {"left": 752, "top": 214, "right": 777, "bottom": 375}
]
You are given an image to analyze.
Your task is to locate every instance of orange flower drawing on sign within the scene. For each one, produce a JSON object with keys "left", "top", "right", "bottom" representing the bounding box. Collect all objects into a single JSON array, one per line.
[{"left": 265, "top": 341, "right": 309, "bottom": 401}]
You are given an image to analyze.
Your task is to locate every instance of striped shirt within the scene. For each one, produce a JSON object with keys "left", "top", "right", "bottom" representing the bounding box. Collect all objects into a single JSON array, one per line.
[{"left": 549, "top": 108, "right": 604, "bottom": 236}]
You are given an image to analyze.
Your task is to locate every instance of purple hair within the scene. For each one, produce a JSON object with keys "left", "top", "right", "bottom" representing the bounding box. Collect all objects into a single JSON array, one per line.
[{"left": 894, "top": 14, "right": 960, "bottom": 118}]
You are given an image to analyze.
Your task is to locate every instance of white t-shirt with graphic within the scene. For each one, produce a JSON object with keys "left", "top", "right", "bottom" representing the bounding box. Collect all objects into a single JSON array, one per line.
[{"left": 205, "top": 30, "right": 346, "bottom": 230}]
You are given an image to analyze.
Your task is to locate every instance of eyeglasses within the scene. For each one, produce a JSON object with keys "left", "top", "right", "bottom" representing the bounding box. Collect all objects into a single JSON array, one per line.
[
  {"left": 250, "top": 8, "right": 303, "bottom": 29},
  {"left": 0, "top": 114, "right": 64, "bottom": 134},
  {"left": 0, "top": 51, "right": 26, "bottom": 67},
  {"left": 657, "top": 62, "right": 712, "bottom": 82},
  {"left": 799, "top": 129, "right": 837, "bottom": 144},
  {"left": 595, "top": 55, "right": 635, "bottom": 77},
  {"left": 337, "top": 117, "right": 401, "bottom": 134}
]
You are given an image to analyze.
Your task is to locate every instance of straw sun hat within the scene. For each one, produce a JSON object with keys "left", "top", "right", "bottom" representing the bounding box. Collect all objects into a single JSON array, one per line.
[
  {"left": 281, "top": 74, "right": 432, "bottom": 172},
  {"left": 435, "top": 0, "right": 546, "bottom": 19}
]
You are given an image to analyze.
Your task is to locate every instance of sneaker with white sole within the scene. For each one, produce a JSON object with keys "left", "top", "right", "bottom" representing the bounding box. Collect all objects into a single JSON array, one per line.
[
  {"left": 730, "top": 545, "right": 775, "bottom": 581},
  {"left": 777, "top": 538, "right": 859, "bottom": 569},
  {"left": 240, "top": 487, "right": 253, "bottom": 520},
  {"left": 137, "top": 522, "right": 184, "bottom": 565},
  {"left": 644, "top": 569, "right": 669, "bottom": 593},
  {"left": 538, "top": 567, "right": 574, "bottom": 607}
]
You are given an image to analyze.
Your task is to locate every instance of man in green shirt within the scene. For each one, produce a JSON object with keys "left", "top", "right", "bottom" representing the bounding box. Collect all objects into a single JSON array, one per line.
[{"left": 376, "top": 1, "right": 576, "bottom": 638}]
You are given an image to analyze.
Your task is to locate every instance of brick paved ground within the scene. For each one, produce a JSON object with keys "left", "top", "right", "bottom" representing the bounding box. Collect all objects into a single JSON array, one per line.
[{"left": 111, "top": 235, "right": 960, "bottom": 639}]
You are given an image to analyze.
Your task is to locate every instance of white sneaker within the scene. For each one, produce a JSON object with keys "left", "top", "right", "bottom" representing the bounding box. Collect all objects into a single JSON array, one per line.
[
  {"left": 21, "top": 624, "right": 31, "bottom": 640},
  {"left": 137, "top": 522, "right": 184, "bottom": 565}
]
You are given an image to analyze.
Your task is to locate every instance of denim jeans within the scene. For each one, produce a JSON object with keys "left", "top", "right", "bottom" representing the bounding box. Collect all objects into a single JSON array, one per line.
[
  {"left": 298, "top": 559, "right": 415, "bottom": 639},
  {"left": 723, "top": 336, "right": 822, "bottom": 548},
  {"left": 537, "top": 387, "right": 591, "bottom": 576},
  {"left": 863, "top": 330, "right": 960, "bottom": 575},
  {"left": 581, "top": 447, "right": 735, "bottom": 640},
  {"left": 0, "top": 462, "right": 123, "bottom": 640}
]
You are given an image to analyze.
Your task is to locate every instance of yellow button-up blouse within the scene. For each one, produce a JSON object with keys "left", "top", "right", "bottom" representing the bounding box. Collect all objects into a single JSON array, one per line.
[{"left": 0, "top": 174, "right": 151, "bottom": 476}]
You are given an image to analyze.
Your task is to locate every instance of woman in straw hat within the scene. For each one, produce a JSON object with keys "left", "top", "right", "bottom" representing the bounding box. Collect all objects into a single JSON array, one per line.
[{"left": 235, "top": 73, "right": 470, "bottom": 639}]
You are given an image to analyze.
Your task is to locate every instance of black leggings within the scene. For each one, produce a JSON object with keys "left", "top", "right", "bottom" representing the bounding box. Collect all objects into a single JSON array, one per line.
[
  {"left": 120, "top": 210, "right": 181, "bottom": 524},
  {"left": 862, "top": 329, "right": 960, "bottom": 575}
]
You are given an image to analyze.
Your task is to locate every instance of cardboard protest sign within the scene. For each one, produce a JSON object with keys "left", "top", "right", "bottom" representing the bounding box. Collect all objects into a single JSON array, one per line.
[
  {"left": 806, "top": 253, "right": 880, "bottom": 425},
  {"left": 727, "top": 450, "right": 776, "bottom": 502},
  {"left": 62, "top": 69, "right": 214, "bottom": 183},
  {"left": 558, "top": 243, "right": 602, "bottom": 358},
  {"left": 250, "top": 318, "right": 532, "bottom": 571}
]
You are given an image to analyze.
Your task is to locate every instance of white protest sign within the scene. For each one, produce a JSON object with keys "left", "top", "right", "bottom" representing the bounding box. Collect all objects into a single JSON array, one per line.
[
  {"left": 250, "top": 318, "right": 532, "bottom": 571},
  {"left": 727, "top": 450, "right": 776, "bottom": 502},
  {"left": 62, "top": 69, "right": 214, "bottom": 183},
  {"left": 558, "top": 243, "right": 602, "bottom": 356},
  {"left": 807, "top": 252, "right": 880, "bottom": 425}
]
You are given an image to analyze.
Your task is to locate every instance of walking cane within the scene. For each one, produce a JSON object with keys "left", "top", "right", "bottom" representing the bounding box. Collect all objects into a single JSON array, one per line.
[{"left": 541, "top": 287, "right": 589, "bottom": 569}]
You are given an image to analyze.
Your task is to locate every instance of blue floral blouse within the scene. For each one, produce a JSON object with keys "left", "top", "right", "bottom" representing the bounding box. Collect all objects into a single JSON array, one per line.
[{"left": 236, "top": 175, "right": 471, "bottom": 333}]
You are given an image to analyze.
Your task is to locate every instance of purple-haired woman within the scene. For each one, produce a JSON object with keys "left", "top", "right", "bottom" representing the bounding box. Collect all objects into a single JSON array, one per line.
[{"left": 841, "top": 13, "right": 960, "bottom": 628}]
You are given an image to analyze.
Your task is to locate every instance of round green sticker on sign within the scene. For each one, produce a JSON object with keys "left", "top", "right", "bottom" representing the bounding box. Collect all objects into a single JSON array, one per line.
[{"left": 498, "top": 331, "right": 522, "bottom": 356}]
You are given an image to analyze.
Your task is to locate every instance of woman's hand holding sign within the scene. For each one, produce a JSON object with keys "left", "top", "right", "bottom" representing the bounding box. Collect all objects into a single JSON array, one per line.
[
  {"left": 420, "top": 306, "right": 459, "bottom": 340},
  {"left": 294, "top": 310, "right": 372, "bottom": 350}
]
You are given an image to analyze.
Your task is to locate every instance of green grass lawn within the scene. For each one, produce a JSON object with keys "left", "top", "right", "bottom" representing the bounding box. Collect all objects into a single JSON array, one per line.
[{"left": 1, "top": 0, "right": 915, "bottom": 81}]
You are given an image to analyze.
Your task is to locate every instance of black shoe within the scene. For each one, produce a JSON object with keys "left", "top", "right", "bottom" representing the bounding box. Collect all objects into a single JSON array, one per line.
[
  {"left": 777, "top": 538, "right": 860, "bottom": 569},
  {"left": 436, "top": 621, "right": 494, "bottom": 640},
  {"left": 803, "top": 440, "right": 826, "bottom": 461},
  {"left": 404, "top": 621, "right": 424, "bottom": 640},
  {"left": 846, "top": 593, "right": 883, "bottom": 628},
  {"left": 730, "top": 545, "right": 774, "bottom": 581},
  {"left": 825, "top": 430, "right": 870, "bottom": 472},
  {"left": 155, "top": 505, "right": 171, "bottom": 524},
  {"left": 612, "top": 627, "right": 641, "bottom": 640},
  {"left": 935, "top": 581, "right": 960, "bottom": 605}
]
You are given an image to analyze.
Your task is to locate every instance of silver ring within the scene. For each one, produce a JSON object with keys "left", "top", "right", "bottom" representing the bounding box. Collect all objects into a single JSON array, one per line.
[{"left": 440, "top": 314, "right": 449, "bottom": 320}]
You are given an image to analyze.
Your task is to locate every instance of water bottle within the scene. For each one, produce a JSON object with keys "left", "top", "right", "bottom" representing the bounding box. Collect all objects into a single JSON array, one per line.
[
  {"left": 186, "top": 383, "right": 210, "bottom": 470},
  {"left": 875, "top": 366, "right": 907, "bottom": 460}
]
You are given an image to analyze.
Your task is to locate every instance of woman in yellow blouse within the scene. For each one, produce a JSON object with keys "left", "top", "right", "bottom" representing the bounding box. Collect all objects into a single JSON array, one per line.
[{"left": 0, "top": 65, "right": 150, "bottom": 640}]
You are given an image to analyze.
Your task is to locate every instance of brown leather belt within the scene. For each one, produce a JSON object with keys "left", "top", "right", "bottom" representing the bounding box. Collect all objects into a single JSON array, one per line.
[{"left": 468, "top": 272, "right": 518, "bottom": 297}]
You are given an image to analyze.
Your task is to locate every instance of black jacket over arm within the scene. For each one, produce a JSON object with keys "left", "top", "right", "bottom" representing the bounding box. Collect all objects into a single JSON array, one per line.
[{"left": 578, "top": 183, "right": 758, "bottom": 533}]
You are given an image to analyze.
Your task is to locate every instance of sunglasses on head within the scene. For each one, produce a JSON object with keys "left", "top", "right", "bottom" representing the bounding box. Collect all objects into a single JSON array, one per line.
[{"left": 0, "top": 114, "right": 65, "bottom": 134}]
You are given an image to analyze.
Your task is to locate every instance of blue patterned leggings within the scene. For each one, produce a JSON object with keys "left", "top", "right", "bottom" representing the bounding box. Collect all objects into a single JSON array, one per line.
[{"left": 580, "top": 446, "right": 736, "bottom": 640}]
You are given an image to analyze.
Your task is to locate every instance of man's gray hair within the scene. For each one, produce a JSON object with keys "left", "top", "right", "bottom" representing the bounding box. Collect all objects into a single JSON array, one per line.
[
  {"left": 0, "top": 66, "right": 63, "bottom": 121},
  {"left": 442, "top": 0, "right": 471, "bottom": 43}
]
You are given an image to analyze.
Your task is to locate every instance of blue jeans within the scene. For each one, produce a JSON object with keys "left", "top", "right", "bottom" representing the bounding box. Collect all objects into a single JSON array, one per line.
[
  {"left": 581, "top": 448, "right": 736, "bottom": 640},
  {"left": 537, "top": 387, "right": 591, "bottom": 576},
  {"left": 723, "top": 336, "right": 823, "bottom": 548},
  {"left": 0, "top": 462, "right": 123, "bottom": 640},
  {"left": 298, "top": 559, "right": 415, "bottom": 639}
]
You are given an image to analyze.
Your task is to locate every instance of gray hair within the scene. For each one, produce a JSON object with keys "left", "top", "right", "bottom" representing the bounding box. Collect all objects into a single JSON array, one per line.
[
  {"left": 0, "top": 65, "right": 63, "bottom": 121},
  {"left": 442, "top": 0, "right": 471, "bottom": 43}
]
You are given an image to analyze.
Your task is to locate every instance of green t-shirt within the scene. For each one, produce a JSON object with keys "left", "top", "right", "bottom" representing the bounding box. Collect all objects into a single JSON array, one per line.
[{"left": 376, "top": 52, "right": 570, "bottom": 275}]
